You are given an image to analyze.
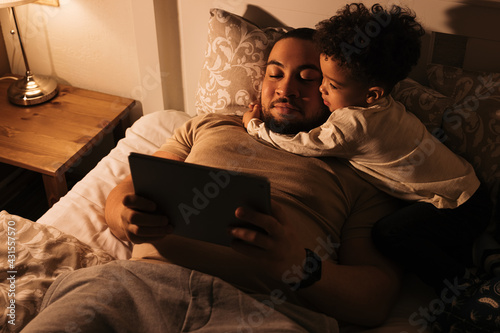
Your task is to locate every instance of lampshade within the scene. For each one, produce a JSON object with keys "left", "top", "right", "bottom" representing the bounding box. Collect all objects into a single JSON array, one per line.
[{"left": 0, "top": 0, "right": 36, "bottom": 8}]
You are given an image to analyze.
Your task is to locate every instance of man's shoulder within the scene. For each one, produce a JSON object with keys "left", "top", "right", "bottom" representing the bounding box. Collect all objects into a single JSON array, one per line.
[
  {"left": 195, "top": 112, "right": 242, "bottom": 121},
  {"left": 191, "top": 113, "right": 243, "bottom": 128}
]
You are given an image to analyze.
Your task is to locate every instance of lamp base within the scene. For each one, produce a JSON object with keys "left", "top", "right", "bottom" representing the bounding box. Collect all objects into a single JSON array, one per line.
[{"left": 8, "top": 72, "right": 58, "bottom": 106}]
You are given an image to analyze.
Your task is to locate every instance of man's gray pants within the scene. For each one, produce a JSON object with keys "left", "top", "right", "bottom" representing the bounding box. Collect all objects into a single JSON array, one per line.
[{"left": 21, "top": 260, "right": 338, "bottom": 332}]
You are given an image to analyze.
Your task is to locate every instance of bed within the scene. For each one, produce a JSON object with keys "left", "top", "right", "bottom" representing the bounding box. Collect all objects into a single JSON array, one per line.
[{"left": 1, "top": 0, "right": 500, "bottom": 332}]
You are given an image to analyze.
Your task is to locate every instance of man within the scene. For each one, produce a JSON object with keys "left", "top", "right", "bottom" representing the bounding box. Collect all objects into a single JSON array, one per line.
[{"left": 22, "top": 29, "right": 402, "bottom": 332}]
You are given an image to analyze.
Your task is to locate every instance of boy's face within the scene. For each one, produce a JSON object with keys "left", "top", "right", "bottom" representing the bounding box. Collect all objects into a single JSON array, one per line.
[{"left": 319, "top": 55, "right": 371, "bottom": 112}]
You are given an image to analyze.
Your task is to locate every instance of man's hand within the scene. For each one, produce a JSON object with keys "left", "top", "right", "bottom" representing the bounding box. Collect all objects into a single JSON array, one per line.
[
  {"left": 118, "top": 194, "right": 172, "bottom": 244},
  {"left": 105, "top": 151, "right": 184, "bottom": 243},
  {"left": 229, "top": 200, "right": 306, "bottom": 281},
  {"left": 242, "top": 102, "right": 262, "bottom": 128}
]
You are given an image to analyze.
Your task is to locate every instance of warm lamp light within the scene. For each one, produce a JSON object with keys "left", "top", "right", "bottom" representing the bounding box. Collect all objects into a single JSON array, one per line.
[{"left": 0, "top": 0, "right": 58, "bottom": 105}]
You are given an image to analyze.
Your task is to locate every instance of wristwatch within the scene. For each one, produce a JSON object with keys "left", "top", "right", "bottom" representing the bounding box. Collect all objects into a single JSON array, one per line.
[{"left": 290, "top": 248, "right": 322, "bottom": 290}]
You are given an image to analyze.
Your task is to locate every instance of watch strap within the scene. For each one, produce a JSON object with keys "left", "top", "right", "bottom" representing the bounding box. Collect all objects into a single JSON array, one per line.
[{"left": 290, "top": 248, "right": 322, "bottom": 290}]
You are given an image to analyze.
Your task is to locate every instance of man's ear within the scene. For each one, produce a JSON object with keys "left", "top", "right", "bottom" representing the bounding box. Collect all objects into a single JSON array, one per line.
[{"left": 366, "top": 87, "right": 385, "bottom": 104}]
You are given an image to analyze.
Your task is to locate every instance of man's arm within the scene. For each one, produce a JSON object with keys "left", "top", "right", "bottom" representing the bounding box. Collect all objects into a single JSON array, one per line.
[
  {"left": 231, "top": 202, "right": 402, "bottom": 327},
  {"left": 299, "top": 237, "right": 402, "bottom": 326},
  {"left": 104, "top": 151, "right": 185, "bottom": 243}
]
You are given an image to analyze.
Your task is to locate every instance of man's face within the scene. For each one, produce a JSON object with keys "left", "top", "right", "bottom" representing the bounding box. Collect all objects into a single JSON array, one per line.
[{"left": 260, "top": 37, "right": 330, "bottom": 134}]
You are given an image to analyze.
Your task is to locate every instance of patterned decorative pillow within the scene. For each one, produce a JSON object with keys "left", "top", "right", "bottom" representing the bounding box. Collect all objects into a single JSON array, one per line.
[
  {"left": 195, "top": 8, "right": 288, "bottom": 115},
  {"left": 0, "top": 211, "right": 114, "bottom": 332},
  {"left": 391, "top": 78, "right": 453, "bottom": 135},
  {"left": 427, "top": 64, "right": 500, "bottom": 104},
  {"left": 426, "top": 64, "right": 500, "bottom": 187}
]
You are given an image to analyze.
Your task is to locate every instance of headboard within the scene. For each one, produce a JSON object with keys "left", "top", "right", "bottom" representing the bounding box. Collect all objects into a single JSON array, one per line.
[{"left": 177, "top": 0, "right": 500, "bottom": 116}]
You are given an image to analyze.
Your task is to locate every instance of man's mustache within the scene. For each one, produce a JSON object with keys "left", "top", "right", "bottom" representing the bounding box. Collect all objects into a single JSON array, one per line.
[{"left": 269, "top": 98, "right": 301, "bottom": 112}]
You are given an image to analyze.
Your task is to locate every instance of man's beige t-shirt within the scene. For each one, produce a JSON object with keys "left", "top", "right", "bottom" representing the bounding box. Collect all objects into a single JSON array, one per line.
[{"left": 132, "top": 113, "right": 400, "bottom": 305}]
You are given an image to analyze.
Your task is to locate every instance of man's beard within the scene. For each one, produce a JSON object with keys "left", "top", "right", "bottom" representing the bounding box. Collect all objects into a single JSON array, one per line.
[{"left": 261, "top": 99, "right": 330, "bottom": 135}]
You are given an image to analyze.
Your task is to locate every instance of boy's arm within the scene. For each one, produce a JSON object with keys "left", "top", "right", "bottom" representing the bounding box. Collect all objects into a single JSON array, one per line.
[{"left": 244, "top": 110, "right": 350, "bottom": 158}]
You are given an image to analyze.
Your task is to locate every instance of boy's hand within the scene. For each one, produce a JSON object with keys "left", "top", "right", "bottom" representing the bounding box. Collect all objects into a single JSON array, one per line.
[{"left": 242, "top": 102, "right": 262, "bottom": 129}]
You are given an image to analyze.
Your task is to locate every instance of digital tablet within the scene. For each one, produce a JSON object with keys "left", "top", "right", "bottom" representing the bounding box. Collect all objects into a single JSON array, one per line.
[{"left": 128, "top": 152, "right": 271, "bottom": 246}]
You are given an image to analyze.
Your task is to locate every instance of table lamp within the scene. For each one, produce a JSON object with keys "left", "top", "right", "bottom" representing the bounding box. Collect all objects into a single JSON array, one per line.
[{"left": 0, "top": 0, "right": 58, "bottom": 105}]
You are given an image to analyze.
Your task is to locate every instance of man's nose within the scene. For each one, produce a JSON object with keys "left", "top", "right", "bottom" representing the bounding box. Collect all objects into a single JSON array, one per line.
[{"left": 276, "top": 78, "right": 299, "bottom": 97}]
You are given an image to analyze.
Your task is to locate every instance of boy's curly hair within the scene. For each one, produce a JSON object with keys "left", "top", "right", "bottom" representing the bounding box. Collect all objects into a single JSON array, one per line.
[{"left": 315, "top": 3, "right": 425, "bottom": 93}]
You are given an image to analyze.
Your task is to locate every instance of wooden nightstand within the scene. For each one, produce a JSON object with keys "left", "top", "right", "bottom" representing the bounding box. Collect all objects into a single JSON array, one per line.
[{"left": 0, "top": 78, "right": 135, "bottom": 207}]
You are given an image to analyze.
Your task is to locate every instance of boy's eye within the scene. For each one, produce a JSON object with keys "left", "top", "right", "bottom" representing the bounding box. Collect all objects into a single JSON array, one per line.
[{"left": 329, "top": 83, "right": 338, "bottom": 90}]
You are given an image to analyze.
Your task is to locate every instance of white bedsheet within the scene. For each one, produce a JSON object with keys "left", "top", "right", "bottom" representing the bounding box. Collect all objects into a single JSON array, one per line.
[{"left": 36, "top": 110, "right": 192, "bottom": 259}]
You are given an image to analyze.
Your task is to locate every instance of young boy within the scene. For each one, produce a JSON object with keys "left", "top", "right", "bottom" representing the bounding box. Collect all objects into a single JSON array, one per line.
[{"left": 244, "top": 3, "right": 496, "bottom": 331}]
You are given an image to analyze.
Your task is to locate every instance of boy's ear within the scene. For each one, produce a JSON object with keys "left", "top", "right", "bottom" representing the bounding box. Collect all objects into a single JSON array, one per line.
[{"left": 366, "top": 87, "right": 385, "bottom": 104}]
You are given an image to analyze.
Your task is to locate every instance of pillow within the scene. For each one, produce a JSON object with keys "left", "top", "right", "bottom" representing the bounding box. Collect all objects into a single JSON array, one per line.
[
  {"left": 426, "top": 64, "right": 500, "bottom": 187},
  {"left": 0, "top": 211, "right": 114, "bottom": 331},
  {"left": 391, "top": 78, "right": 453, "bottom": 135},
  {"left": 195, "top": 8, "right": 288, "bottom": 115},
  {"left": 427, "top": 64, "right": 500, "bottom": 104}
]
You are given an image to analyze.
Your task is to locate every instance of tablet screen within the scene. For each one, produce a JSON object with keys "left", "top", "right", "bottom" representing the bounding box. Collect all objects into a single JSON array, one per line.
[{"left": 128, "top": 152, "right": 271, "bottom": 246}]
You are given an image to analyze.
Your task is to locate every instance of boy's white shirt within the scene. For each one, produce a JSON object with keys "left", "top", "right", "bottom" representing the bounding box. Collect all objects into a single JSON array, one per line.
[{"left": 246, "top": 96, "right": 479, "bottom": 209}]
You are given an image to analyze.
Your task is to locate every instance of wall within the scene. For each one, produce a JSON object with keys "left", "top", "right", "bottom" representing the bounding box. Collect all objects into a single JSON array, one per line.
[
  {"left": 154, "top": 0, "right": 184, "bottom": 112},
  {"left": 0, "top": 22, "right": 9, "bottom": 75},
  {"left": 0, "top": 0, "right": 183, "bottom": 121}
]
